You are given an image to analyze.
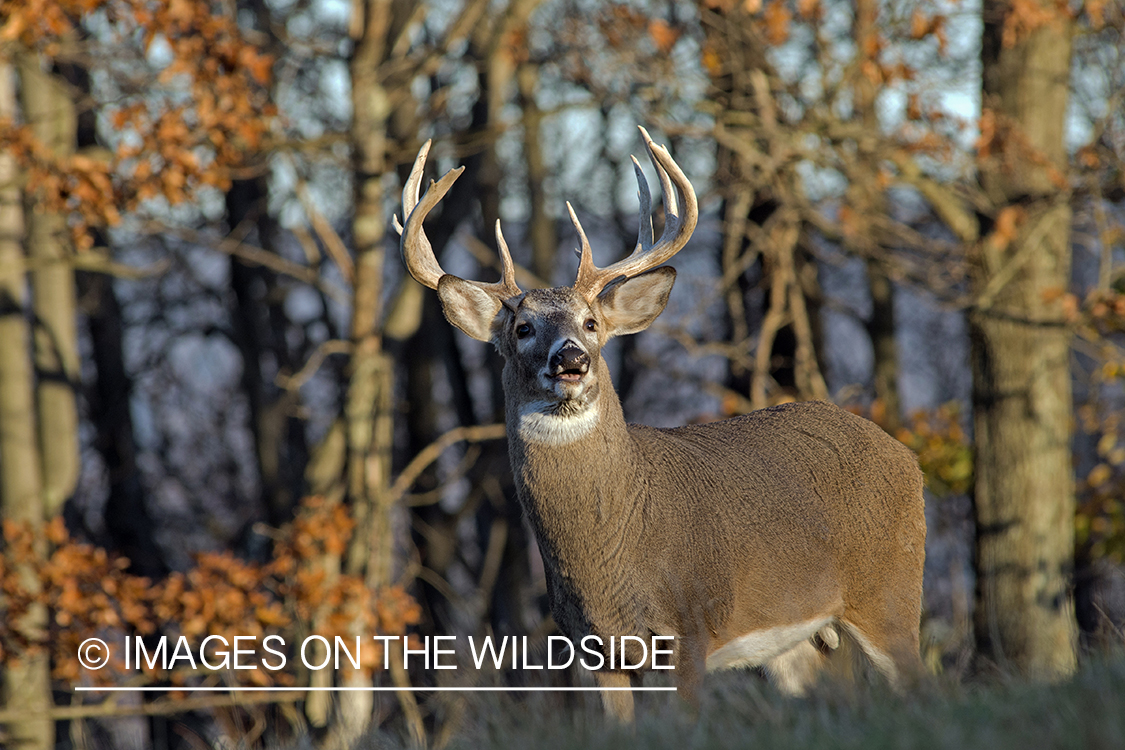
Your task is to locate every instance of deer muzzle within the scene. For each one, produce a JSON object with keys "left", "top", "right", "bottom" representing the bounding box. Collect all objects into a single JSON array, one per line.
[{"left": 550, "top": 343, "right": 590, "bottom": 383}]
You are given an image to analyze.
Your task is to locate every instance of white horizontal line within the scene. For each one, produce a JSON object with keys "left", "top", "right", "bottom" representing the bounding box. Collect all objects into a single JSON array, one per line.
[{"left": 75, "top": 686, "right": 676, "bottom": 693}]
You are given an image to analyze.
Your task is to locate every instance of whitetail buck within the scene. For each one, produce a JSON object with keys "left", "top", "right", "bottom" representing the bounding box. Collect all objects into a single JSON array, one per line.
[{"left": 395, "top": 128, "right": 926, "bottom": 721}]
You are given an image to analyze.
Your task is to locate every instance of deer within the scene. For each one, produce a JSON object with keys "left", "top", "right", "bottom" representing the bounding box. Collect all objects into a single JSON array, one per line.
[{"left": 394, "top": 127, "right": 927, "bottom": 722}]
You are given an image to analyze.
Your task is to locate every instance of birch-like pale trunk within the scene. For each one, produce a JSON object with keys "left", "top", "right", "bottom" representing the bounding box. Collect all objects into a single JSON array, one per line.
[
  {"left": 0, "top": 57, "right": 52, "bottom": 750},
  {"left": 18, "top": 55, "right": 81, "bottom": 516}
]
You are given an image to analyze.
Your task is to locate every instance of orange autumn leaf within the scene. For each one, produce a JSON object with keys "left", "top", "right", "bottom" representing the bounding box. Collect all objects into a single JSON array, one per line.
[
  {"left": 1002, "top": 0, "right": 1066, "bottom": 48},
  {"left": 987, "top": 205, "right": 1026, "bottom": 252},
  {"left": 796, "top": 0, "right": 820, "bottom": 20},
  {"left": 0, "top": 0, "right": 275, "bottom": 246},
  {"left": 762, "top": 0, "right": 792, "bottom": 45},
  {"left": 648, "top": 19, "right": 680, "bottom": 54},
  {"left": 4, "top": 495, "right": 419, "bottom": 685},
  {"left": 1084, "top": 0, "right": 1106, "bottom": 28},
  {"left": 1041, "top": 286, "right": 1066, "bottom": 304}
]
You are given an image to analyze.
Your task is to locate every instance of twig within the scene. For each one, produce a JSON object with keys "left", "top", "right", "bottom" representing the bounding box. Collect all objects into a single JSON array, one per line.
[
  {"left": 147, "top": 222, "right": 350, "bottom": 305},
  {"left": 291, "top": 224, "right": 322, "bottom": 267},
  {"left": 702, "top": 381, "right": 756, "bottom": 415},
  {"left": 276, "top": 339, "right": 353, "bottom": 391},
  {"left": 720, "top": 186, "right": 754, "bottom": 352},
  {"left": 414, "top": 565, "right": 467, "bottom": 611},
  {"left": 975, "top": 207, "right": 1062, "bottom": 311},
  {"left": 1093, "top": 185, "right": 1113, "bottom": 293},
  {"left": 0, "top": 692, "right": 303, "bottom": 723},
  {"left": 298, "top": 185, "right": 355, "bottom": 287},
  {"left": 476, "top": 518, "right": 508, "bottom": 620},
  {"left": 462, "top": 234, "right": 549, "bottom": 290},
  {"left": 404, "top": 445, "right": 483, "bottom": 506},
  {"left": 788, "top": 268, "right": 828, "bottom": 400},
  {"left": 752, "top": 221, "right": 795, "bottom": 409},
  {"left": 387, "top": 424, "right": 507, "bottom": 506},
  {"left": 390, "top": 640, "right": 427, "bottom": 750},
  {"left": 0, "top": 249, "right": 169, "bottom": 282}
]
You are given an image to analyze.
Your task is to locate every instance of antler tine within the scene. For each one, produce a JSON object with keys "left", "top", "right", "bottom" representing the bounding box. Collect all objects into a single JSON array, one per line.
[
  {"left": 398, "top": 141, "right": 522, "bottom": 300},
  {"left": 395, "top": 139, "right": 433, "bottom": 236},
  {"left": 492, "top": 220, "right": 522, "bottom": 299},
  {"left": 631, "top": 155, "right": 654, "bottom": 251},
  {"left": 568, "top": 201, "right": 602, "bottom": 294},
  {"left": 641, "top": 126, "right": 679, "bottom": 225},
  {"left": 572, "top": 126, "right": 698, "bottom": 300}
]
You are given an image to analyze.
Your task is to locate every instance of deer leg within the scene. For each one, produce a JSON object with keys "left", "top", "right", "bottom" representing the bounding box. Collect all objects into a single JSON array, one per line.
[
  {"left": 839, "top": 619, "right": 923, "bottom": 690},
  {"left": 764, "top": 639, "right": 825, "bottom": 695},
  {"left": 671, "top": 632, "right": 707, "bottom": 713},
  {"left": 594, "top": 671, "right": 634, "bottom": 723},
  {"left": 882, "top": 627, "right": 925, "bottom": 688}
]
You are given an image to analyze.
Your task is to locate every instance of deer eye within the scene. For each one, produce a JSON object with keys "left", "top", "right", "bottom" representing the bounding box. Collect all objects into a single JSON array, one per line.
[
  {"left": 584, "top": 318, "right": 597, "bottom": 332},
  {"left": 516, "top": 323, "right": 533, "bottom": 339}
]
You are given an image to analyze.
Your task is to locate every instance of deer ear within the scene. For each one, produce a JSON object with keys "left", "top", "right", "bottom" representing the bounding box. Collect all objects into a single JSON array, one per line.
[
  {"left": 597, "top": 266, "right": 676, "bottom": 336},
  {"left": 437, "top": 275, "right": 503, "bottom": 342}
]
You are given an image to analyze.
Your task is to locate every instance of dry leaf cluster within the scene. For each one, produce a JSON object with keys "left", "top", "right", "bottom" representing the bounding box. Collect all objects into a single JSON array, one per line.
[{"left": 0, "top": 497, "right": 420, "bottom": 686}]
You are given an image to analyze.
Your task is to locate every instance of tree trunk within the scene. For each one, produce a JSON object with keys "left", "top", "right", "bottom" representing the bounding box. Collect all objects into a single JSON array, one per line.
[
  {"left": 853, "top": 0, "right": 901, "bottom": 432},
  {"left": 0, "top": 57, "right": 53, "bottom": 750},
  {"left": 518, "top": 62, "right": 556, "bottom": 282},
  {"left": 971, "top": 0, "right": 1076, "bottom": 678},
  {"left": 866, "top": 261, "right": 900, "bottom": 430},
  {"left": 82, "top": 272, "right": 167, "bottom": 578},
  {"left": 19, "top": 55, "right": 81, "bottom": 517},
  {"left": 226, "top": 175, "right": 306, "bottom": 529},
  {"left": 326, "top": 0, "right": 412, "bottom": 740},
  {"left": 347, "top": 0, "right": 403, "bottom": 592}
]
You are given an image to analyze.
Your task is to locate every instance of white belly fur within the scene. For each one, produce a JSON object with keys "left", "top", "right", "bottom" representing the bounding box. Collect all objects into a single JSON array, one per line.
[{"left": 705, "top": 616, "right": 834, "bottom": 672}]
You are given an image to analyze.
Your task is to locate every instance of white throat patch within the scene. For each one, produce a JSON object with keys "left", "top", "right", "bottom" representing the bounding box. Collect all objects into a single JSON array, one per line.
[{"left": 517, "top": 400, "right": 600, "bottom": 446}]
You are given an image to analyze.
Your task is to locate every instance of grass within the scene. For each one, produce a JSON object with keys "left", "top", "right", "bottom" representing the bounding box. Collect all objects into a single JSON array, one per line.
[{"left": 432, "top": 656, "right": 1125, "bottom": 750}]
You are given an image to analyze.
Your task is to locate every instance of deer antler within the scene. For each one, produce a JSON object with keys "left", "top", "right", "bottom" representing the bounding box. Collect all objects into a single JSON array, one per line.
[
  {"left": 571, "top": 126, "right": 698, "bottom": 300},
  {"left": 394, "top": 140, "right": 522, "bottom": 301}
]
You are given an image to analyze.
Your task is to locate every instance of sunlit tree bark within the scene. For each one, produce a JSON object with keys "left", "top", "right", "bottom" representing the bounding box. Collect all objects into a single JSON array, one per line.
[
  {"left": 333, "top": 0, "right": 416, "bottom": 742},
  {"left": 0, "top": 57, "right": 52, "bottom": 750},
  {"left": 18, "top": 56, "right": 80, "bottom": 516},
  {"left": 971, "top": 0, "right": 1077, "bottom": 677}
]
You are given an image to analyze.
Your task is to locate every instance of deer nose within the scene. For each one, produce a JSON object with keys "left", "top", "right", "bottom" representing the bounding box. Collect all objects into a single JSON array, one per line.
[{"left": 550, "top": 343, "right": 590, "bottom": 375}]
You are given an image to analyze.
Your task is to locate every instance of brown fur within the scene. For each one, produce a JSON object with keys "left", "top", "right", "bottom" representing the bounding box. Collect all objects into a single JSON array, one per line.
[
  {"left": 482, "top": 286, "right": 927, "bottom": 721},
  {"left": 397, "top": 134, "right": 925, "bottom": 722}
]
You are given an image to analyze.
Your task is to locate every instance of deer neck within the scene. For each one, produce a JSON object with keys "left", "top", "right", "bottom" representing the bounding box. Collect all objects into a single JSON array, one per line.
[{"left": 503, "top": 357, "right": 643, "bottom": 551}]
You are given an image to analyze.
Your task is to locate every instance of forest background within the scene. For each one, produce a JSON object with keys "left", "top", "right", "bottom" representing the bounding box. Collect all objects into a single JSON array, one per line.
[{"left": 0, "top": 0, "right": 1122, "bottom": 748}]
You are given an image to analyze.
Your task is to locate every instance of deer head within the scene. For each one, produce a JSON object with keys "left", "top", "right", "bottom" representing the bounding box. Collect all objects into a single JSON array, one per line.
[{"left": 394, "top": 127, "right": 698, "bottom": 421}]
